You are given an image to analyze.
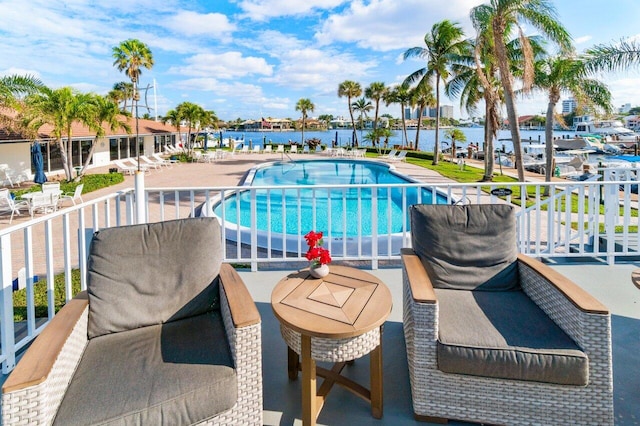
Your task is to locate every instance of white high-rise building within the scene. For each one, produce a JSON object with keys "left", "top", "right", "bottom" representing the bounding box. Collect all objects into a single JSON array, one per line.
[{"left": 562, "top": 98, "right": 576, "bottom": 114}]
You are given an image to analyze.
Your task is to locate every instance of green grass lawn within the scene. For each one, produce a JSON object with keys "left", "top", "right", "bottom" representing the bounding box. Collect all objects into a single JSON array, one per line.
[
  {"left": 9, "top": 172, "right": 125, "bottom": 198},
  {"left": 13, "top": 270, "right": 82, "bottom": 322}
]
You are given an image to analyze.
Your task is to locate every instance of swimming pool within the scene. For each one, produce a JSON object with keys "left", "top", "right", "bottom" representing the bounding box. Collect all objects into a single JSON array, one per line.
[{"left": 210, "top": 159, "right": 452, "bottom": 256}]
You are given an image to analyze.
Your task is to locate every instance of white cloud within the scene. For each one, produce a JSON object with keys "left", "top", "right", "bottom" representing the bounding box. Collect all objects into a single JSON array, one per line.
[
  {"left": 237, "top": 0, "right": 346, "bottom": 21},
  {"left": 315, "top": 0, "right": 484, "bottom": 51},
  {"left": 574, "top": 35, "right": 593, "bottom": 45},
  {"left": 168, "top": 52, "right": 273, "bottom": 79},
  {"left": 163, "top": 11, "right": 236, "bottom": 38},
  {"left": 263, "top": 47, "right": 376, "bottom": 92}
]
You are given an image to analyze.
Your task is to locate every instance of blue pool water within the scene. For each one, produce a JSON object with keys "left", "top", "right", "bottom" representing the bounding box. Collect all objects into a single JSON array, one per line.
[{"left": 213, "top": 159, "right": 449, "bottom": 237}]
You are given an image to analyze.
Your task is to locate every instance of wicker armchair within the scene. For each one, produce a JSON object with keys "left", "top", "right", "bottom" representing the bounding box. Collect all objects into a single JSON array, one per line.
[
  {"left": 402, "top": 204, "right": 613, "bottom": 425},
  {"left": 2, "top": 218, "right": 262, "bottom": 425}
]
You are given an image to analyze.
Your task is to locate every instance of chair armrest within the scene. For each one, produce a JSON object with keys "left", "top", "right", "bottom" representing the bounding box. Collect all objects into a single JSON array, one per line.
[
  {"left": 401, "top": 248, "right": 436, "bottom": 304},
  {"left": 2, "top": 292, "right": 89, "bottom": 426},
  {"left": 3, "top": 292, "right": 88, "bottom": 393},
  {"left": 218, "top": 263, "right": 260, "bottom": 328},
  {"left": 517, "top": 254, "right": 609, "bottom": 314}
]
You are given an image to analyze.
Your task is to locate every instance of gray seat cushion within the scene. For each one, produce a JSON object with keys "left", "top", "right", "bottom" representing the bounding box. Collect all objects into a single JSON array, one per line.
[
  {"left": 410, "top": 204, "right": 520, "bottom": 291},
  {"left": 54, "top": 311, "right": 237, "bottom": 425},
  {"left": 435, "top": 288, "right": 589, "bottom": 386},
  {"left": 87, "top": 217, "right": 223, "bottom": 339}
]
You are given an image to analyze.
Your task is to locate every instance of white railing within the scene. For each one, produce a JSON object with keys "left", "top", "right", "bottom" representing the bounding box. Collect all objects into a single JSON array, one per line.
[{"left": 1, "top": 178, "right": 638, "bottom": 372}]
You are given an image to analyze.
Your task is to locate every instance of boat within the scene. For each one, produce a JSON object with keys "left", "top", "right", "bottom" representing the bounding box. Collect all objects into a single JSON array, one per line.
[
  {"left": 554, "top": 136, "right": 606, "bottom": 153},
  {"left": 573, "top": 120, "right": 640, "bottom": 147}
]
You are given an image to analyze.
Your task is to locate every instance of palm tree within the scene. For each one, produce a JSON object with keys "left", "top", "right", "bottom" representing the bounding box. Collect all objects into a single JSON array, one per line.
[
  {"left": 444, "top": 128, "right": 467, "bottom": 160},
  {"left": 176, "top": 102, "right": 207, "bottom": 155},
  {"left": 410, "top": 83, "right": 436, "bottom": 150},
  {"left": 108, "top": 81, "right": 134, "bottom": 113},
  {"left": 582, "top": 39, "right": 640, "bottom": 73},
  {"left": 337, "top": 80, "right": 362, "bottom": 146},
  {"left": 80, "top": 95, "right": 131, "bottom": 177},
  {"left": 21, "top": 87, "right": 95, "bottom": 181},
  {"left": 295, "top": 98, "right": 315, "bottom": 146},
  {"left": 352, "top": 97, "right": 373, "bottom": 146},
  {"left": 534, "top": 56, "right": 611, "bottom": 186},
  {"left": 404, "top": 20, "right": 468, "bottom": 165},
  {"left": 365, "top": 82, "right": 387, "bottom": 146},
  {"left": 384, "top": 84, "right": 412, "bottom": 148},
  {"left": 0, "top": 74, "right": 44, "bottom": 129},
  {"left": 112, "top": 39, "right": 154, "bottom": 169},
  {"left": 470, "top": 0, "right": 571, "bottom": 182}
]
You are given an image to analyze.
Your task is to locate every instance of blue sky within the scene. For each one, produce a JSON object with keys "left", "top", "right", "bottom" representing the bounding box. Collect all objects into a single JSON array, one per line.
[{"left": 1, "top": 0, "right": 640, "bottom": 122}]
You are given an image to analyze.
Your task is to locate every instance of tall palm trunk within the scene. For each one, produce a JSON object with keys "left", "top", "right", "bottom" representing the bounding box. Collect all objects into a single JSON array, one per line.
[
  {"left": 415, "top": 107, "right": 423, "bottom": 150},
  {"left": 400, "top": 104, "right": 409, "bottom": 148},
  {"left": 58, "top": 138, "right": 72, "bottom": 181},
  {"left": 348, "top": 97, "right": 358, "bottom": 146},
  {"left": 433, "top": 77, "right": 442, "bottom": 165},
  {"left": 301, "top": 115, "right": 306, "bottom": 146},
  {"left": 372, "top": 100, "right": 380, "bottom": 146},
  {"left": 543, "top": 92, "right": 559, "bottom": 195},
  {"left": 493, "top": 21, "right": 525, "bottom": 182},
  {"left": 483, "top": 100, "right": 495, "bottom": 181}
]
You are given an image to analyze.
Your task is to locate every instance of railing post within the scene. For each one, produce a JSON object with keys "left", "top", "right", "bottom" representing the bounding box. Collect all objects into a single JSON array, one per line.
[
  {"left": 250, "top": 188, "right": 258, "bottom": 272},
  {"left": 1, "top": 233, "right": 16, "bottom": 373},
  {"left": 604, "top": 181, "right": 618, "bottom": 265},
  {"left": 135, "top": 171, "right": 146, "bottom": 224}
]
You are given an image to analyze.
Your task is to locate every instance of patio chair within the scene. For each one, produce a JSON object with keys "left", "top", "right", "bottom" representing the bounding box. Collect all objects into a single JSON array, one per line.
[
  {"left": 0, "top": 188, "right": 29, "bottom": 223},
  {"left": 276, "top": 144, "right": 285, "bottom": 154},
  {"left": 152, "top": 152, "right": 178, "bottom": 166},
  {"left": 140, "top": 154, "right": 167, "bottom": 168},
  {"left": 59, "top": 183, "right": 84, "bottom": 206},
  {"left": 402, "top": 204, "right": 614, "bottom": 425},
  {"left": 263, "top": 145, "right": 273, "bottom": 154},
  {"left": 113, "top": 159, "right": 138, "bottom": 175},
  {"left": 41, "top": 181, "right": 60, "bottom": 193},
  {"left": 302, "top": 145, "right": 310, "bottom": 154},
  {"left": 288, "top": 145, "right": 298, "bottom": 154},
  {"left": 1, "top": 217, "right": 262, "bottom": 425},
  {"left": 389, "top": 150, "right": 407, "bottom": 162},
  {"left": 28, "top": 192, "right": 59, "bottom": 217},
  {"left": 251, "top": 145, "right": 261, "bottom": 154},
  {"left": 381, "top": 149, "right": 397, "bottom": 160}
]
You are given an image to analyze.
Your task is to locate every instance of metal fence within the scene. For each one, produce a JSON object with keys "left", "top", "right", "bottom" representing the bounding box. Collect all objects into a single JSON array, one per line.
[{"left": 1, "top": 177, "right": 638, "bottom": 372}]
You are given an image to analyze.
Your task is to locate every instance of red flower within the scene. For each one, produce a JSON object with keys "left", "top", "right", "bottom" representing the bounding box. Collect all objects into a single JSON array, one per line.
[{"left": 304, "top": 230, "right": 331, "bottom": 265}]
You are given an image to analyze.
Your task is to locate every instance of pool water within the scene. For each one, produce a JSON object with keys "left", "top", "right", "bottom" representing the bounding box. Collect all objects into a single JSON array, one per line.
[{"left": 213, "top": 160, "right": 448, "bottom": 237}]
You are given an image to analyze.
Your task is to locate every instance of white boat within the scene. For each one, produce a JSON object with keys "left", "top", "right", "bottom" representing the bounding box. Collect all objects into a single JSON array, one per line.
[{"left": 573, "top": 120, "right": 640, "bottom": 147}]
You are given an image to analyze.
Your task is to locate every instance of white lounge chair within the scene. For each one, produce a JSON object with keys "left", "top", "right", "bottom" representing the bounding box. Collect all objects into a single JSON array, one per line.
[
  {"left": 289, "top": 145, "right": 298, "bottom": 154},
  {"left": 276, "top": 145, "right": 285, "bottom": 154},
  {"left": 0, "top": 188, "right": 29, "bottom": 223},
  {"left": 389, "top": 150, "right": 407, "bottom": 162},
  {"left": 240, "top": 145, "right": 250, "bottom": 154},
  {"left": 263, "top": 145, "right": 273, "bottom": 154},
  {"left": 59, "top": 184, "right": 84, "bottom": 206},
  {"left": 126, "top": 158, "right": 153, "bottom": 171},
  {"left": 381, "top": 149, "right": 398, "bottom": 160},
  {"left": 251, "top": 146, "right": 261, "bottom": 154},
  {"left": 302, "top": 146, "right": 310, "bottom": 154},
  {"left": 140, "top": 155, "right": 166, "bottom": 168},
  {"left": 113, "top": 160, "right": 138, "bottom": 175},
  {"left": 152, "top": 153, "right": 178, "bottom": 166}
]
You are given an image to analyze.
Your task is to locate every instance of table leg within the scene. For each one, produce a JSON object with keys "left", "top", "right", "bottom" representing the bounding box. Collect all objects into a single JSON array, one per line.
[
  {"left": 288, "top": 345, "right": 299, "bottom": 380},
  {"left": 301, "top": 334, "right": 317, "bottom": 426},
  {"left": 370, "top": 328, "right": 384, "bottom": 418}
]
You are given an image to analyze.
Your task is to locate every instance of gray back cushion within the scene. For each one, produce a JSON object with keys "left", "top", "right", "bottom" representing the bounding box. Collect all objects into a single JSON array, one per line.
[
  {"left": 410, "top": 204, "right": 519, "bottom": 291},
  {"left": 87, "top": 217, "right": 223, "bottom": 339}
]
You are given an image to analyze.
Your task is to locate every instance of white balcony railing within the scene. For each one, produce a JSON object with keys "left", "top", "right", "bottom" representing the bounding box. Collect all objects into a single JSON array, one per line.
[{"left": 1, "top": 178, "right": 638, "bottom": 372}]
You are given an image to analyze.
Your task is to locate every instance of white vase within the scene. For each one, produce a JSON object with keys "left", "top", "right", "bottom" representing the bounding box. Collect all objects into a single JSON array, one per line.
[{"left": 309, "top": 263, "right": 330, "bottom": 278}]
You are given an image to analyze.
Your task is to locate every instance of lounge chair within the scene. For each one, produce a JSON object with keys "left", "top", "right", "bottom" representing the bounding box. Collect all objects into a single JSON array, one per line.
[
  {"left": 276, "top": 145, "right": 285, "bottom": 154},
  {"left": 59, "top": 184, "right": 84, "bottom": 206},
  {"left": 251, "top": 145, "right": 261, "bottom": 154},
  {"left": 302, "top": 145, "right": 310, "bottom": 154},
  {"left": 0, "top": 188, "right": 29, "bottom": 223},
  {"left": 389, "top": 150, "right": 407, "bottom": 162},
  {"left": 152, "top": 153, "right": 178, "bottom": 166},
  {"left": 140, "top": 155, "right": 166, "bottom": 168},
  {"left": 402, "top": 204, "right": 613, "bottom": 424},
  {"left": 288, "top": 145, "right": 298, "bottom": 154},
  {"left": 1, "top": 218, "right": 263, "bottom": 425},
  {"left": 240, "top": 145, "right": 250, "bottom": 154},
  {"left": 263, "top": 145, "right": 273, "bottom": 154},
  {"left": 381, "top": 149, "right": 397, "bottom": 160},
  {"left": 113, "top": 160, "right": 139, "bottom": 175}
]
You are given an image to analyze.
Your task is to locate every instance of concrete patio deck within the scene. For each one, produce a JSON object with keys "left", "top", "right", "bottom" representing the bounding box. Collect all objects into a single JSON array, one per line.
[{"left": 2, "top": 152, "right": 639, "bottom": 424}]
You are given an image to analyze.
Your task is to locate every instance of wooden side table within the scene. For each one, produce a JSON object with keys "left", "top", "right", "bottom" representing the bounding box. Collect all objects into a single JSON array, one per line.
[{"left": 271, "top": 265, "right": 392, "bottom": 426}]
